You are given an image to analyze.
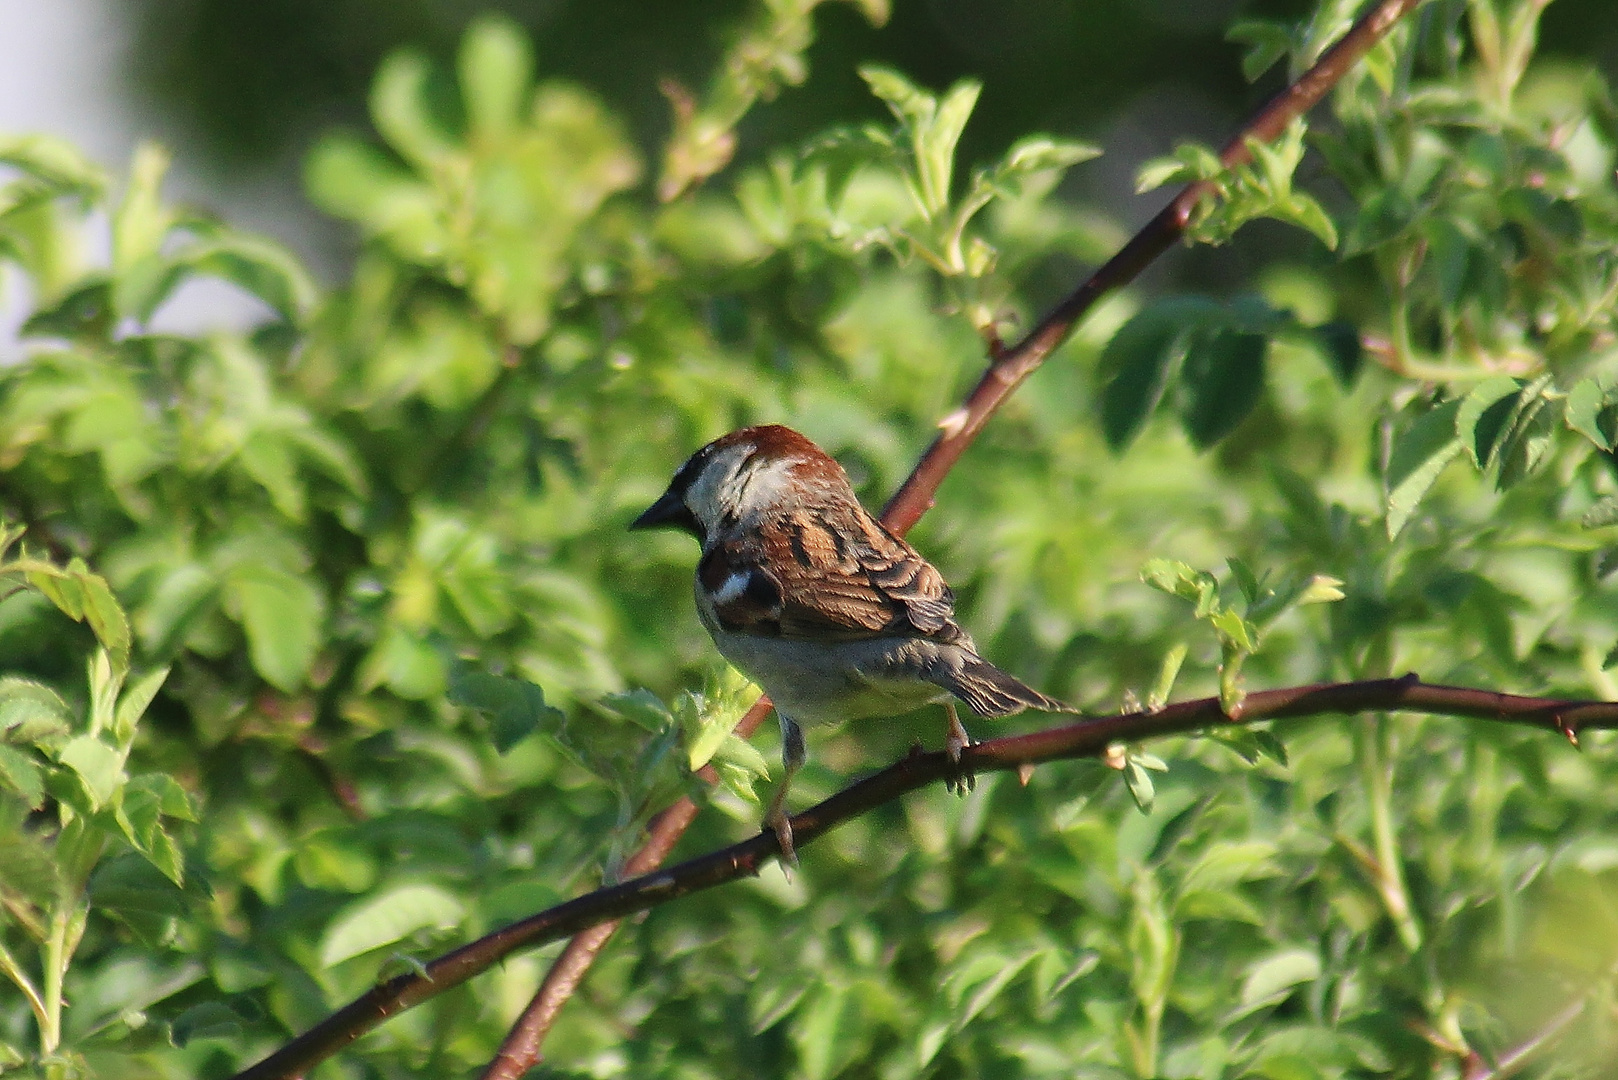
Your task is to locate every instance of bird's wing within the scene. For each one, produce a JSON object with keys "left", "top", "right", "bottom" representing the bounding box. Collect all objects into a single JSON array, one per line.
[{"left": 699, "top": 504, "right": 964, "bottom": 643}]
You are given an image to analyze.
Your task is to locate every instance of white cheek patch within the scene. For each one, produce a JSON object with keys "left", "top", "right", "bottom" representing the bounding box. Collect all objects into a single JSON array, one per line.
[
  {"left": 685, "top": 445, "right": 751, "bottom": 527},
  {"left": 712, "top": 571, "right": 750, "bottom": 605}
]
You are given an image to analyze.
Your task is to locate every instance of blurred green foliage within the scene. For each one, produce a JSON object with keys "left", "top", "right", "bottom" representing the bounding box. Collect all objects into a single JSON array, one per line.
[{"left": 3, "top": 1, "right": 1618, "bottom": 1077}]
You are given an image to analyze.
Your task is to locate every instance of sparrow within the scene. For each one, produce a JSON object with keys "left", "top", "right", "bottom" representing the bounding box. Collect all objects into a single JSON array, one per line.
[{"left": 631, "top": 424, "right": 1076, "bottom": 863}]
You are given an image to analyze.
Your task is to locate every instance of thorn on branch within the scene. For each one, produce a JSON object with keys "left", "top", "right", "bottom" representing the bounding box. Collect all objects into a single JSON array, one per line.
[{"left": 1555, "top": 713, "right": 1580, "bottom": 747}]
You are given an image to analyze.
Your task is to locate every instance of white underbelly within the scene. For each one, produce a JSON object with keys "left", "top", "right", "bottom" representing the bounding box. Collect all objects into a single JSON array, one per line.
[{"left": 707, "top": 627, "right": 950, "bottom": 726}]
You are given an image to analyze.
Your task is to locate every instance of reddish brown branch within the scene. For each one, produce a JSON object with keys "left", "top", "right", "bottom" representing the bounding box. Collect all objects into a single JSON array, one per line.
[
  {"left": 229, "top": 673, "right": 1617, "bottom": 1080},
  {"left": 472, "top": 1, "right": 1426, "bottom": 1075}
]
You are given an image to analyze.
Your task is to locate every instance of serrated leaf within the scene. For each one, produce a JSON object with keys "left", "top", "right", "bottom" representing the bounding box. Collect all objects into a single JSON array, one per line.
[
  {"left": 1209, "top": 608, "right": 1257, "bottom": 652},
  {"left": 0, "top": 678, "right": 71, "bottom": 746},
  {"left": 1253, "top": 729, "right": 1288, "bottom": 766},
  {"left": 0, "top": 745, "right": 44, "bottom": 808},
  {"left": 1495, "top": 385, "right": 1556, "bottom": 489},
  {"left": 112, "top": 667, "right": 169, "bottom": 746},
  {"left": 1385, "top": 400, "right": 1464, "bottom": 537},
  {"left": 113, "top": 143, "right": 175, "bottom": 280},
  {"left": 319, "top": 883, "right": 465, "bottom": 968},
  {"left": 1457, "top": 375, "right": 1522, "bottom": 468},
  {"left": 1140, "top": 559, "right": 1218, "bottom": 608},
  {"left": 1565, "top": 379, "right": 1612, "bottom": 449}
]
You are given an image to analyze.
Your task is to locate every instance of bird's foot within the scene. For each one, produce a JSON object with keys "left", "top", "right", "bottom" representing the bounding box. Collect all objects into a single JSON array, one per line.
[{"left": 944, "top": 703, "right": 976, "bottom": 795}]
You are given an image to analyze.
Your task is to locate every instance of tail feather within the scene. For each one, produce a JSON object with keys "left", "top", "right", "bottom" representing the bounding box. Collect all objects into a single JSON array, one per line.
[{"left": 939, "top": 658, "right": 1076, "bottom": 718}]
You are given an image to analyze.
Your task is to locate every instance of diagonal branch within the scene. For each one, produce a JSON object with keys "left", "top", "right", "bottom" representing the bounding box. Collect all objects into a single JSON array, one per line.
[
  {"left": 228, "top": 671, "right": 1616, "bottom": 1080},
  {"left": 470, "top": 1, "right": 1428, "bottom": 1076}
]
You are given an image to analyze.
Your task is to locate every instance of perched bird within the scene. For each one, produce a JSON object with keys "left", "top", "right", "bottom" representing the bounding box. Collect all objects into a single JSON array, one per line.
[{"left": 631, "top": 424, "right": 1076, "bottom": 862}]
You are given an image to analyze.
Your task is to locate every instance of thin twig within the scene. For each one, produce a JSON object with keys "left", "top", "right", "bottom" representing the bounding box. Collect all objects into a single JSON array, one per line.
[
  {"left": 228, "top": 672, "right": 1618, "bottom": 1080},
  {"left": 471, "top": 1, "right": 1427, "bottom": 1075}
]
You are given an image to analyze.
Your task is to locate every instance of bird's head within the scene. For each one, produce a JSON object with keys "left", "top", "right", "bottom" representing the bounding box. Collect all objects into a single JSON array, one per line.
[{"left": 630, "top": 425, "right": 846, "bottom": 540}]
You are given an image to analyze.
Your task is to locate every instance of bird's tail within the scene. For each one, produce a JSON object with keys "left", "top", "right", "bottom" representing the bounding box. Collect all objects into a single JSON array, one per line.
[{"left": 937, "top": 658, "right": 1078, "bottom": 718}]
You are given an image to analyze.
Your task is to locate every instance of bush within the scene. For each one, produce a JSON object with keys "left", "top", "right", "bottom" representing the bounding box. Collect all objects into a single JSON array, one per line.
[{"left": 2, "top": 1, "right": 1618, "bottom": 1076}]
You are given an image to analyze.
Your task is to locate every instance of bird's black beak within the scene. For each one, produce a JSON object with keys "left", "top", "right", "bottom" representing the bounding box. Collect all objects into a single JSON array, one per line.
[{"left": 630, "top": 488, "right": 700, "bottom": 536}]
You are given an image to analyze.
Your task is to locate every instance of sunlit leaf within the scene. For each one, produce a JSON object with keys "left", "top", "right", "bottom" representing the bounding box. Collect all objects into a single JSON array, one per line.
[{"left": 319, "top": 883, "right": 465, "bottom": 968}]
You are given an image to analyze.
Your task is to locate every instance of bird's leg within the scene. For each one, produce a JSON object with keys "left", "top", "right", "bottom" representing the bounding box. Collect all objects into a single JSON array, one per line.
[
  {"left": 765, "top": 712, "right": 806, "bottom": 868},
  {"left": 944, "top": 701, "right": 976, "bottom": 795}
]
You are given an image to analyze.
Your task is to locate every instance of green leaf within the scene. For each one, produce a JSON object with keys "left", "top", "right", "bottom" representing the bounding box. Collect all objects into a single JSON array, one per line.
[
  {"left": 1493, "top": 378, "right": 1556, "bottom": 489},
  {"left": 1123, "top": 760, "right": 1156, "bottom": 814},
  {"left": 169, "top": 1001, "right": 244, "bottom": 1047},
  {"left": 599, "top": 689, "right": 673, "bottom": 733},
  {"left": 712, "top": 735, "right": 772, "bottom": 803},
  {"left": 916, "top": 80, "right": 981, "bottom": 217},
  {"left": 459, "top": 15, "right": 533, "bottom": 140},
  {"left": 1178, "top": 329, "right": 1267, "bottom": 449},
  {"left": 1457, "top": 375, "right": 1522, "bottom": 468},
  {"left": 89, "top": 853, "right": 190, "bottom": 943},
  {"left": 0, "top": 745, "right": 44, "bottom": 808},
  {"left": 1099, "top": 311, "right": 1188, "bottom": 451},
  {"left": 1565, "top": 379, "right": 1612, "bottom": 449},
  {"left": 1310, "top": 321, "right": 1362, "bottom": 387},
  {"left": 1147, "top": 643, "right": 1187, "bottom": 711},
  {"left": 1241, "top": 948, "right": 1321, "bottom": 1007},
  {"left": 79, "top": 569, "right": 132, "bottom": 666},
  {"left": 19, "top": 278, "right": 115, "bottom": 341},
  {"left": 112, "top": 667, "right": 169, "bottom": 746},
  {"left": 0, "top": 677, "right": 71, "bottom": 747},
  {"left": 58, "top": 734, "right": 123, "bottom": 810},
  {"left": 1385, "top": 400, "right": 1464, "bottom": 538},
  {"left": 319, "top": 883, "right": 465, "bottom": 968},
  {"left": 116, "top": 774, "right": 193, "bottom": 884},
  {"left": 1228, "top": 19, "right": 1292, "bottom": 81},
  {"left": 1140, "top": 558, "right": 1219, "bottom": 611},
  {"left": 370, "top": 52, "right": 458, "bottom": 170},
  {"left": 222, "top": 565, "right": 325, "bottom": 692},
  {"left": 183, "top": 233, "right": 319, "bottom": 323},
  {"left": 0, "top": 134, "right": 106, "bottom": 197},
  {"left": 1209, "top": 608, "right": 1257, "bottom": 652},
  {"left": 447, "top": 666, "right": 562, "bottom": 753}
]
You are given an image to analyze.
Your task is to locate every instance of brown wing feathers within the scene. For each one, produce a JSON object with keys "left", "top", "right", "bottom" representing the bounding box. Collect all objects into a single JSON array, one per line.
[{"left": 703, "top": 499, "right": 965, "bottom": 644}]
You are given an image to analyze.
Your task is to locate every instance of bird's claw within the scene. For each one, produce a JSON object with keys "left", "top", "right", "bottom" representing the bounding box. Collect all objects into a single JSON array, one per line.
[{"left": 944, "top": 705, "right": 976, "bottom": 795}]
